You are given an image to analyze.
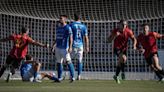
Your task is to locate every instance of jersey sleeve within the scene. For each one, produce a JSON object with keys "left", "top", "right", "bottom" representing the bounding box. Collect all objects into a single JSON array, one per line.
[
  {"left": 83, "top": 25, "right": 88, "bottom": 36},
  {"left": 27, "top": 37, "right": 35, "bottom": 43},
  {"left": 153, "top": 32, "right": 162, "bottom": 39},
  {"left": 68, "top": 26, "right": 73, "bottom": 36},
  {"left": 128, "top": 29, "right": 134, "bottom": 38},
  {"left": 8, "top": 34, "right": 15, "bottom": 40}
]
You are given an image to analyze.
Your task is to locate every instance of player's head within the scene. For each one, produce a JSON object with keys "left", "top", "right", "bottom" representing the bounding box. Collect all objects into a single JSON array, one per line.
[
  {"left": 21, "top": 26, "right": 29, "bottom": 35},
  {"left": 74, "top": 13, "right": 81, "bottom": 21},
  {"left": 59, "top": 15, "right": 67, "bottom": 24},
  {"left": 118, "top": 20, "right": 128, "bottom": 31},
  {"left": 26, "top": 55, "right": 33, "bottom": 61},
  {"left": 142, "top": 23, "right": 149, "bottom": 35}
]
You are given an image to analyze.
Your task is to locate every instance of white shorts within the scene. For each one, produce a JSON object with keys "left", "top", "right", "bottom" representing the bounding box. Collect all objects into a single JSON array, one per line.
[
  {"left": 22, "top": 68, "right": 42, "bottom": 81},
  {"left": 71, "top": 47, "right": 83, "bottom": 63},
  {"left": 55, "top": 47, "right": 71, "bottom": 63}
]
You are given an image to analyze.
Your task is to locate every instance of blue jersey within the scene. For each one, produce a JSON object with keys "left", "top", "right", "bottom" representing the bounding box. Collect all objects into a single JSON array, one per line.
[
  {"left": 20, "top": 63, "right": 32, "bottom": 77},
  {"left": 70, "top": 22, "right": 88, "bottom": 48},
  {"left": 56, "top": 24, "right": 72, "bottom": 49}
]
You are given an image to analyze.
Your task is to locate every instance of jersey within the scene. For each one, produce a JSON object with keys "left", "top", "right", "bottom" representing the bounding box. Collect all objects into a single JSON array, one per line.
[
  {"left": 70, "top": 21, "right": 88, "bottom": 48},
  {"left": 56, "top": 24, "right": 72, "bottom": 49},
  {"left": 113, "top": 27, "right": 134, "bottom": 51},
  {"left": 20, "top": 62, "right": 32, "bottom": 77},
  {"left": 9, "top": 34, "right": 33, "bottom": 59},
  {"left": 137, "top": 32, "right": 160, "bottom": 58}
]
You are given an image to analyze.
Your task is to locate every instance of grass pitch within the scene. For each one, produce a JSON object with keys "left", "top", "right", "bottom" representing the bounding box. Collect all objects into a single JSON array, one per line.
[{"left": 0, "top": 80, "right": 164, "bottom": 92}]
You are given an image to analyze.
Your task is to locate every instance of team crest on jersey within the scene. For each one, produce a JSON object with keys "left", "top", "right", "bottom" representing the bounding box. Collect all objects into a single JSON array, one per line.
[{"left": 15, "top": 39, "right": 25, "bottom": 48}]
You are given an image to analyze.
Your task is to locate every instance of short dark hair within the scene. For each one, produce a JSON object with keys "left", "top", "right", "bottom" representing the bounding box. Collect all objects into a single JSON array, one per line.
[
  {"left": 60, "top": 15, "right": 67, "bottom": 18},
  {"left": 21, "top": 26, "right": 29, "bottom": 33},
  {"left": 26, "top": 55, "right": 33, "bottom": 60},
  {"left": 74, "top": 12, "right": 81, "bottom": 21},
  {"left": 119, "top": 20, "right": 128, "bottom": 25},
  {"left": 142, "top": 23, "right": 149, "bottom": 27}
]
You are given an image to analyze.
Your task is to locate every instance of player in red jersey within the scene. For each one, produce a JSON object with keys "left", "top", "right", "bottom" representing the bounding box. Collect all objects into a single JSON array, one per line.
[
  {"left": 0, "top": 26, "right": 49, "bottom": 82},
  {"left": 107, "top": 20, "right": 137, "bottom": 84},
  {"left": 136, "top": 23, "right": 164, "bottom": 82}
]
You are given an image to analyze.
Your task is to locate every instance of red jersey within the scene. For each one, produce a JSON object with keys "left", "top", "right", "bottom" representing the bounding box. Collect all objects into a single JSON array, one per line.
[
  {"left": 9, "top": 34, "right": 33, "bottom": 59},
  {"left": 112, "top": 27, "right": 134, "bottom": 51},
  {"left": 137, "top": 32, "right": 161, "bottom": 58}
]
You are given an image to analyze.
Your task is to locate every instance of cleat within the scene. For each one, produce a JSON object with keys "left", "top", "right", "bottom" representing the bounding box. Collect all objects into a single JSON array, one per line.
[
  {"left": 158, "top": 78, "right": 164, "bottom": 83},
  {"left": 70, "top": 78, "right": 75, "bottom": 83},
  {"left": 33, "top": 79, "right": 42, "bottom": 83},
  {"left": 113, "top": 75, "right": 121, "bottom": 84},
  {"left": 6, "top": 73, "right": 12, "bottom": 83},
  {"left": 121, "top": 73, "right": 126, "bottom": 80}
]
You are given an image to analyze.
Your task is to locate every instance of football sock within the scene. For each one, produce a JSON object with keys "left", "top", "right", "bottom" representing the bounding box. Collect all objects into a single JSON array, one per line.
[
  {"left": 116, "top": 66, "right": 121, "bottom": 76},
  {"left": 57, "top": 63, "right": 63, "bottom": 79},
  {"left": 77, "top": 62, "right": 83, "bottom": 76},
  {"left": 67, "top": 62, "right": 75, "bottom": 79}
]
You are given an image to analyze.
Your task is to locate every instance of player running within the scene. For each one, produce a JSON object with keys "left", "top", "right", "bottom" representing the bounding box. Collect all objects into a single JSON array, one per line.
[
  {"left": 136, "top": 23, "right": 164, "bottom": 82},
  {"left": 51, "top": 15, "right": 75, "bottom": 82},
  {"left": 69, "top": 13, "right": 89, "bottom": 80},
  {"left": 20, "top": 55, "right": 58, "bottom": 82},
  {"left": 0, "top": 26, "right": 49, "bottom": 82},
  {"left": 107, "top": 20, "right": 137, "bottom": 84}
]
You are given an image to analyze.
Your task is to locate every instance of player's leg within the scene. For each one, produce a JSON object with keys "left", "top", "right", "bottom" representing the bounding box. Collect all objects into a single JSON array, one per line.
[
  {"left": 120, "top": 54, "right": 127, "bottom": 80},
  {"left": 77, "top": 47, "right": 83, "bottom": 80},
  {"left": 32, "top": 62, "right": 41, "bottom": 82},
  {"left": 40, "top": 72, "right": 58, "bottom": 81},
  {"left": 55, "top": 48, "right": 63, "bottom": 81},
  {"left": 0, "top": 55, "right": 12, "bottom": 77},
  {"left": 152, "top": 54, "right": 164, "bottom": 78},
  {"left": 63, "top": 50, "right": 75, "bottom": 82}
]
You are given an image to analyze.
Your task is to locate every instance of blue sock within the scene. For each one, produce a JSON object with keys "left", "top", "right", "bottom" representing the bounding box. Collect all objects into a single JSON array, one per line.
[
  {"left": 57, "top": 63, "right": 63, "bottom": 79},
  {"left": 34, "top": 71, "right": 38, "bottom": 79},
  {"left": 78, "top": 62, "right": 83, "bottom": 76},
  {"left": 67, "top": 62, "right": 75, "bottom": 78}
]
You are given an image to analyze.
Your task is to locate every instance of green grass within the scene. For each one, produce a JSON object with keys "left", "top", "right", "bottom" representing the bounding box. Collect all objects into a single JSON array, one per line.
[{"left": 0, "top": 80, "right": 164, "bottom": 92}]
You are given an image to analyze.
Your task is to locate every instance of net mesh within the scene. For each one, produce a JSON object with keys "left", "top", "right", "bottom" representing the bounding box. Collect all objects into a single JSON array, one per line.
[{"left": 0, "top": 0, "right": 164, "bottom": 80}]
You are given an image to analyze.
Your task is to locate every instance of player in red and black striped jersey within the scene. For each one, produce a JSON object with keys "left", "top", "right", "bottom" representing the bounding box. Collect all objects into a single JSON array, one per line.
[
  {"left": 0, "top": 26, "right": 49, "bottom": 82},
  {"left": 136, "top": 23, "right": 164, "bottom": 82},
  {"left": 107, "top": 20, "right": 137, "bottom": 84}
]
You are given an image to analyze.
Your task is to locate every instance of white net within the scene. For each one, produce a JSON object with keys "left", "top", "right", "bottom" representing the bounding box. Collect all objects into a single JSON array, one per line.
[{"left": 0, "top": 0, "right": 164, "bottom": 80}]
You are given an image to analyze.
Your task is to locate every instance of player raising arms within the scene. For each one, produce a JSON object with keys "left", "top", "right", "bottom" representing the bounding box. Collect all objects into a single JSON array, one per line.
[
  {"left": 107, "top": 20, "right": 137, "bottom": 84},
  {"left": 0, "top": 26, "right": 49, "bottom": 82},
  {"left": 136, "top": 23, "right": 164, "bottom": 82},
  {"left": 69, "top": 13, "right": 89, "bottom": 80},
  {"left": 20, "top": 55, "right": 58, "bottom": 82},
  {"left": 51, "top": 15, "right": 75, "bottom": 82}
]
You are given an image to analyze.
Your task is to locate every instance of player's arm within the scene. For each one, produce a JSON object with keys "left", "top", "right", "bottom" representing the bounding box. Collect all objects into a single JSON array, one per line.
[
  {"left": 153, "top": 32, "right": 164, "bottom": 39},
  {"left": 107, "top": 30, "right": 116, "bottom": 43},
  {"left": 28, "top": 37, "right": 48, "bottom": 48},
  {"left": 68, "top": 35, "right": 73, "bottom": 53},
  {"left": 51, "top": 40, "right": 56, "bottom": 52},
  {"left": 136, "top": 35, "right": 145, "bottom": 53},
  {"left": 84, "top": 35, "right": 89, "bottom": 53},
  {"left": 129, "top": 31, "right": 137, "bottom": 50},
  {"left": 0, "top": 35, "right": 14, "bottom": 42}
]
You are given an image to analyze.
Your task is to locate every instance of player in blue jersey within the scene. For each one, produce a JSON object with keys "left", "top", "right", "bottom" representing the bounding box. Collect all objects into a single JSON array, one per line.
[
  {"left": 51, "top": 15, "right": 75, "bottom": 82},
  {"left": 70, "top": 13, "right": 89, "bottom": 80},
  {"left": 20, "top": 55, "right": 58, "bottom": 82}
]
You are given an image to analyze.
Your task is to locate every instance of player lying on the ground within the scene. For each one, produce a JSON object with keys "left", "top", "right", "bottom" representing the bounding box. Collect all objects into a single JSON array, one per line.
[{"left": 20, "top": 55, "right": 58, "bottom": 82}]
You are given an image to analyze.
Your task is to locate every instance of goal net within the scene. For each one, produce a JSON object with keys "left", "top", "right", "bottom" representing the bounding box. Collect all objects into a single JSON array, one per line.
[{"left": 0, "top": 0, "right": 164, "bottom": 80}]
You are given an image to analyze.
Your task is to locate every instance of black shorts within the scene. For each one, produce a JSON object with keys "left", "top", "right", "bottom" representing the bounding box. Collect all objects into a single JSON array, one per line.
[
  {"left": 114, "top": 48, "right": 127, "bottom": 57},
  {"left": 6, "top": 55, "right": 23, "bottom": 69},
  {"left": 145, "top": 52, "right": 158, "bottom": 66}
]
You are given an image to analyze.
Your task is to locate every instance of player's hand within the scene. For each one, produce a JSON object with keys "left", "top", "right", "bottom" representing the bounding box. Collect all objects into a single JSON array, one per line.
[
  {"left": 51, "top": 47, "right": 55, "bottom": 53},
  {"left": 44, "top": 44, "right": 49, "bottom": 48},
  {"left": 85, "top": 47, "right": 89, "bottom": 53},
  {"left": 68, "top": 47, "right": 72, "bottom": 53},
  {"left": 133, "top": 46, "right": 137, "bottom": 50},
  {"left": 116, "top": 31, "right": 120, "bottom": 36}
]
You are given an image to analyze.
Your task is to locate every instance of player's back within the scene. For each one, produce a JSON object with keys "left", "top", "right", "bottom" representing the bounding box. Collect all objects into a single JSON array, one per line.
[
  {"left": 70, "top": 21, "right": 87, "bottom": 48},
  {"left": 20, "top": 63, "right": 32, "bottom": 77}
]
